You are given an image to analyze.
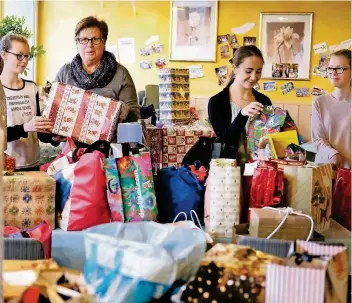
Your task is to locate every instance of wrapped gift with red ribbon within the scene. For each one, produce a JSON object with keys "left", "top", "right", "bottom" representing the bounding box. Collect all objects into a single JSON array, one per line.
[
  {"left": 249, "top": 166, "right": 284, "bottom": 209},
  {"left": 4, "top": 154, "right": 16, "bottom": 171},
  {"left": 332, "top": 168, "right": 351, "bottom": 231}
]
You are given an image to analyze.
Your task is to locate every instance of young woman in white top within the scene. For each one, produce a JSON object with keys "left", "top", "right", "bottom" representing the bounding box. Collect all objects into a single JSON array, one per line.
[{"left": 0, "top": 34, "right": 58, "bottom": 171}]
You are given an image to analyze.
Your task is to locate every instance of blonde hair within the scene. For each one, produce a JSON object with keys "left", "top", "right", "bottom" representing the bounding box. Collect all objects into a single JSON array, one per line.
[
  {"left": 331, "top": 49, "right": 351, "bottom": 68},
  {"left": 0, "top": 33, "right": 29, "bottom": 74}
]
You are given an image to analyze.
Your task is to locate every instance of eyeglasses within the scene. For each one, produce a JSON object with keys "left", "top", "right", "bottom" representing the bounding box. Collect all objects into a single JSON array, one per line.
[
  {"left": 76, "top": 37, "right": 105, "bottom": 45},
  {"left": 5, "top": 51, "right": 30, "bottom": 61},
  {"left": 326, "top": 67, "right": 350, "bottom": 75}
]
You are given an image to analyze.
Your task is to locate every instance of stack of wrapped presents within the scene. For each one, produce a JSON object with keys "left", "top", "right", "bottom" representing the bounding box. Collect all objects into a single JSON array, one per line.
[{"left": 1, "top": 70, "right": 351, "bottom": 303}]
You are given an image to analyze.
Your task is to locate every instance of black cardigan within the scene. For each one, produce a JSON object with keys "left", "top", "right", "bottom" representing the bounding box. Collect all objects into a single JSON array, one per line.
[{"left": 208, "top": 81, "right": 272, "bottom": 147}]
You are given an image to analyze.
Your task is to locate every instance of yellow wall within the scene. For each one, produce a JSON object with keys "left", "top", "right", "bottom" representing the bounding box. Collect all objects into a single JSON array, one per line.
[{"left": 37, "top": 1, "right": 351, "bottom": 104}]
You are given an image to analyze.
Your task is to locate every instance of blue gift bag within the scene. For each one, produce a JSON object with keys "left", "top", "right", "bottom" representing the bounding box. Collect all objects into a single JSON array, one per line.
[
  {"left": 155, "top": 166, "right": 205, "bottom": 224},
  {"left": 83, "top": 222, "right": 206, "bottom": 303}
]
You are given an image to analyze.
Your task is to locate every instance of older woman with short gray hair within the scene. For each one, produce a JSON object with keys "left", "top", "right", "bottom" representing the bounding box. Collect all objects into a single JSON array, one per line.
[{"left": 55, "top": 16, "right": 140, "bottom": 122}]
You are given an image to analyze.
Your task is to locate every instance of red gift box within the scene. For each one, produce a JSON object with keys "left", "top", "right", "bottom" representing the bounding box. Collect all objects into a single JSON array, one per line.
[{"left": 4, "top": 154, "right": 15, "bottom": 171}]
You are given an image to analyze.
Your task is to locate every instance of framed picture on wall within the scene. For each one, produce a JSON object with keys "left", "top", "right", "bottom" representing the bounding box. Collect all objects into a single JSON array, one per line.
[
  {"left": 259, "top": 13, "right": 313, "bottom": 80},
  {"left": 169, "top": 0, "right": 218, "bottom": 62}
]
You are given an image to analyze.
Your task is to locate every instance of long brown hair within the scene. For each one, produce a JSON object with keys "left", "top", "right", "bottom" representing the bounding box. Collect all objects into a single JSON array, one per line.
[{"left": 228, "top": 45, "right": 264, "bottom": 84}]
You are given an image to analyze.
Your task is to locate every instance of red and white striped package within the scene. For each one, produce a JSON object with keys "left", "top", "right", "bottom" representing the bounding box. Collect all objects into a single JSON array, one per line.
[
  {"left": 266, "top": 241, "right": 348, "bottom": 303},
  {"left": 42, "top": 82, "right": 128, "bottom": 145}
]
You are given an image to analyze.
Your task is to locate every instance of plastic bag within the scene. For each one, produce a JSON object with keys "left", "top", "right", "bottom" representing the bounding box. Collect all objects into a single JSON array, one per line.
[{"left": 83, "top": 222, "right": 206, "bottom": 303}]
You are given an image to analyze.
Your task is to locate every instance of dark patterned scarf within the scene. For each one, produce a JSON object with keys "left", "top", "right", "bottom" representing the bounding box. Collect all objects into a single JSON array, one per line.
[{"left": 70, "top": 51, "right": 117, "bottom": 90}]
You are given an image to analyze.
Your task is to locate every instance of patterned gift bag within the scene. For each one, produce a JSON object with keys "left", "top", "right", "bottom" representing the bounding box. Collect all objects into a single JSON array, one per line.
[
  {"left": 266, "top": 241, "right": 348, "bottom": 303},
  {"left": 247, "top": 106, "right": 297, "bottom": 156},
  {"left": 284, "top": 163, "right": 333, "bottom": 233},
  {"left": 3, "top": 172, "right": 56, "bottom": 229},
  {"left": 104, "top": 158, "right": 125, "bottom": 222},
  {"left": 204, "top": 159, "right": 241, "bottom": 238},
  {"left": 117, "top": 152, "right": 158, "bottom": 222}
]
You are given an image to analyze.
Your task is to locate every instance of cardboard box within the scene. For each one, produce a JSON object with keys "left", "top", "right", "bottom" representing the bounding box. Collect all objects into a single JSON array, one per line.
[{"left": 249, "top": 208, "right": 312, "bottom": 240}]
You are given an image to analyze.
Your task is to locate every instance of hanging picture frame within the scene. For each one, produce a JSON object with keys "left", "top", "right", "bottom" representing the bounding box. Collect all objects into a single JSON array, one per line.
[
  {"left": 169, "top": 0, "right": 218, "bottom": 62},
  {"left": 259, "top": 12, "right": 313, "bottom": 80}
]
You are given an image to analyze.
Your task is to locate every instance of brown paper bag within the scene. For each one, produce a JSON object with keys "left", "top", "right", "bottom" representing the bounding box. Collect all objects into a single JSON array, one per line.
[{"left": 284, "top": 163, "right": 333, "bottom": 233}]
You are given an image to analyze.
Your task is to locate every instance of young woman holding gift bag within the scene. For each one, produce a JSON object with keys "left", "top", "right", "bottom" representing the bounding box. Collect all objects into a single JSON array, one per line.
[
  {"left": 208, "top": 45, "right": 272, "bottom": 166},
  {"left": 311, "top": 49, "right": 351, "bottom": 169},
  {"left": 0, "top": 34, "right": 59, "bottom": 171}
]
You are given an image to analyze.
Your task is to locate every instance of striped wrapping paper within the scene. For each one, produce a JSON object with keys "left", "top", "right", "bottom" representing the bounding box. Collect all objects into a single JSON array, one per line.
[
  {"left": 284, "top": 163, "right": 333, "bottom": 233},
  {"left": 42, "top": 82, "right": 128, "bottom": 145},
  {"left": 204, "top": 159, "right": 241, "bottom": 238},
  {"left": 266, "top": 241, "right": 348, "bottom": 303}
]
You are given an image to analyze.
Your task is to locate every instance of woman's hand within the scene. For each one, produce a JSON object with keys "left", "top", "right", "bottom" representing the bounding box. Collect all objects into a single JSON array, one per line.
[
  {"left": 52, "top": 135, "right": 67, "bottom": 142},
  {"left": 24, "top": 116, "right": 53, "bottom": 133},
  {"left": 241, "top": 102, "right": 264, "bottom": 118},
  {"left": 330, "top": 153, "right": 343, "bottom": 169}
]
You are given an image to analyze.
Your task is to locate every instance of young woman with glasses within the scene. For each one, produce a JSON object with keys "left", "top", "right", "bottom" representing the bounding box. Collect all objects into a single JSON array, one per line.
[
  {"left": 55, "top": 16, "right": 140, "bottom": 126},
  {"left": 0, "top": 34, "right": 59, "bottom": 171},
  {"left": 311, "top": 49, "right": 351, "bottom": 169}
]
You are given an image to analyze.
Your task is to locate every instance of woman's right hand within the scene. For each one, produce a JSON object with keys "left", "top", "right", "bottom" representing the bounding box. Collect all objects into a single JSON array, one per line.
[
  {"left": 24, "top": 116, "right": 53, "bottom": 133},
  {"left": 241, "top": 102, "right": 264, "bottom": 118},
  {"left": 330, "top": 153, "right": 343, "bottom": 169}
]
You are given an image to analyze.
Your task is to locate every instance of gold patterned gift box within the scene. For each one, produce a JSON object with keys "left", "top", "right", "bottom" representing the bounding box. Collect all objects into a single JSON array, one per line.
[
  {"left": 3, "top": 171, "right": 56, "bottom": 229},
  {"left": 158, "top": 68, "right": 190, "bottom": 125}
]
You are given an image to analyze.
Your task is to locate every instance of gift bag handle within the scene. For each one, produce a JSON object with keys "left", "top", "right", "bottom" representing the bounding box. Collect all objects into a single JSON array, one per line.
[
  {"left": 190, "top": 210, "right": 202, "bottom": 228},
  {"left": 263, "top": 207, "right": 314, "bottom": 241},
  {"left": 172, "top": 212, "right": 188, "bottom": 223}
]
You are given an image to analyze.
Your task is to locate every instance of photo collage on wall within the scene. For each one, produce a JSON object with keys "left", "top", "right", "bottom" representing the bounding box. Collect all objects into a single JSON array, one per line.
[
  {"left": 140, "top": 42, "right": 166, "bottom": 70},
  {"left": 216, "top": 28, "right": 256, "bottom": 86}
]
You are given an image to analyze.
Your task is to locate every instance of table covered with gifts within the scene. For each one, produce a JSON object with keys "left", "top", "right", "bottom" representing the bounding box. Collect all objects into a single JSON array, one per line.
[{"left": 1, "top": 73, "right": 351, "bottom": 303}]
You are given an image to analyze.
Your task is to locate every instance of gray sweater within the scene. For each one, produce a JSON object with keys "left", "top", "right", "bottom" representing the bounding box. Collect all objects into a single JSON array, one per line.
[{"left": 55, "top": 62, "right": 140, "bottom": 122}]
